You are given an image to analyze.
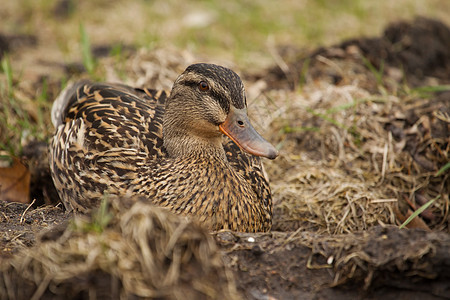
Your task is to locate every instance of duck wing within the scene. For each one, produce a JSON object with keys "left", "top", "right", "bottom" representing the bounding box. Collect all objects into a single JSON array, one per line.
[
  {"left": 50, "top": 82, "right": 168, "bottom": 211},
  {"left": 53, "top": 82, "right": 168, "bottom": 157}
]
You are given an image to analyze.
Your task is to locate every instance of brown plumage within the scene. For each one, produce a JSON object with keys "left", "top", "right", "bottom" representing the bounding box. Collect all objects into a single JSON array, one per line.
[{"left": 49, "top": 63, "right": 278, "bottom": 232}]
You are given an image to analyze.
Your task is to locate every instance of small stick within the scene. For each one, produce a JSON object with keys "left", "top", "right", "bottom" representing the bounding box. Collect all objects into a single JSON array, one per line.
[{"left": 20, "top": 198, "right": 36, "bottom": 224}]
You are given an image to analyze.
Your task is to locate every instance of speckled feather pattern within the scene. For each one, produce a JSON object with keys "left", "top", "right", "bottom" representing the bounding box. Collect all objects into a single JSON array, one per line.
[{"left": 50, "top": 70, "right": 273, "bottom": 232}]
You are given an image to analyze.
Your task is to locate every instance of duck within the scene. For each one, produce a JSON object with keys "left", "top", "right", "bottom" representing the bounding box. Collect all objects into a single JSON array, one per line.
[{"left": 49, "top": 63, "right": 278, "bottom": 232}]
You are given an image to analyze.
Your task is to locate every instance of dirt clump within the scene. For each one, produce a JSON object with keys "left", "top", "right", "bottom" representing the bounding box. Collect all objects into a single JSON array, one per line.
[
  {"left": 0, "top": 197, "right": 239, "bottom": 299},
  {"left": 218, "top": 226, "right": 450, "bottom": 299},
  {"left": 265, "top": 17, "right": 450, "bottom": 90}
]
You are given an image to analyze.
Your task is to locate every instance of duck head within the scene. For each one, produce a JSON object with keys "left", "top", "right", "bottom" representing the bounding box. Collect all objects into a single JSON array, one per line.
[{"left": 163, "top": 63, "right": 278, "bottom": 160}]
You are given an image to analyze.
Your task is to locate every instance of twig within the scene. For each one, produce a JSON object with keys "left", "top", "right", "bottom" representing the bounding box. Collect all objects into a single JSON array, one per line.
[
  {"left": 20, "top": 198, "right": 36, "bottom": 224},
  {"left": 380, "top": 133, "right": 390, "bottom": 181},
  {"left": 370, "top": 198, "right": 397, "bottom": 203}
]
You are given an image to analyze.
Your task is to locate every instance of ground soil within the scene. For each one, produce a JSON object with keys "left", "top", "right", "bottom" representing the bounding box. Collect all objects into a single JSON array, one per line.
[
  {"left": 1, "top": 201, "right": 449, "bottom": 299},
  {"left": 0, "top": 201, "right": 68, "bottom": 259},
  {"left": 0, "top": 16, "right": 449, "bottom": 300}
]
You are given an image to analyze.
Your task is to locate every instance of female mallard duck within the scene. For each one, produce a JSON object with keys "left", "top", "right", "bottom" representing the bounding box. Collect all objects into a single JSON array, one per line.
[{"left": 49, "top": 63, "right": 278, "bottom": 232}]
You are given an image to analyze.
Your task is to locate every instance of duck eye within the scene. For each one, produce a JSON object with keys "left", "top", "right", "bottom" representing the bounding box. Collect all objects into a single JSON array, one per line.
[{"left": 198, "top": 81, "right": 209, "bottom": 91}]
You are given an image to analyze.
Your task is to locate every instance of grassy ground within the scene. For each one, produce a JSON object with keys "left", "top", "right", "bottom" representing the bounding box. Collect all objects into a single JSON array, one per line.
[
  {"left": 0, "top": 0, "right": 448, "bottom": 221},
  {"left": 1, "top": 1, "right": 449, "bottom": 298},
  {"left": 3, "top": 0, "right": 450, "bottom": 63},
  {"left": 1, "top": 0, "right": 449, "bottom": 155}
]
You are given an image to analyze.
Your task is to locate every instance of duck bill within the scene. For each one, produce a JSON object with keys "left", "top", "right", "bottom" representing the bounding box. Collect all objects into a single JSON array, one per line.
[{"left": 219, "top": 107, "right": 278, "bottom": 159}]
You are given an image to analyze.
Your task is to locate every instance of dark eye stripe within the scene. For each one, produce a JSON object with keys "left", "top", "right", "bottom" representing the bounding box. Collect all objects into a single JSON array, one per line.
[
  {"left": 183, "top": 80, "right": 199, "bottom": 88},
  {"left": 183, "top": 79, "right": 230, "bottom": 113}
]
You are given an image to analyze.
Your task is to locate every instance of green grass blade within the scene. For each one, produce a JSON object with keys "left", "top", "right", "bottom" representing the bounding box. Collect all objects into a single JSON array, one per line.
[
  {"left": 306, "top": 107, "right": 347, "bottom": 130},
  {"left": 412, "top": 85, "right": 450, "bottom": 93},
  {"left": 435, "top": 162, "right": 450, "bottom": 177},
  {"left": 298, "top": 57, "right": 310, "bottom": 90},
  {"left": 361, "top": 55, "right": 383, "bottom": 87},
  {"left": 399, "top": 195, "right": 440, "bottom": 229},
  {"left": 80, "top": 23, "right": 96, "bottom": 75},
  {"left": 1, "top": 55, "right": 13, "bottom": 96}
]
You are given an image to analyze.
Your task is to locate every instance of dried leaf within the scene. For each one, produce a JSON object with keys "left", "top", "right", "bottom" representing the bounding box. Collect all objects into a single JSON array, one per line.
[
  {"left": 414, "top": 194, "right": 436, "bottom": 221},
  {"left": 0, "top": 155, "right": 30, "bottom": 204},
  {"left": 394, "top": 207, "right": 431, "bottom": 232}
]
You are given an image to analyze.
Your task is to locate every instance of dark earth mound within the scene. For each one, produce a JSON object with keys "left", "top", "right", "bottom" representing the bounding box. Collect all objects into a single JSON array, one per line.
[{"left": 266, "top": 17, "right": 450, "bottom": 90}]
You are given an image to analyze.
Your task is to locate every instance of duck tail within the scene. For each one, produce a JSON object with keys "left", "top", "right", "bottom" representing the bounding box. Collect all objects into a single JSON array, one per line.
[{"left": 51, "top": 80, "right": 91, "bottom": 128}]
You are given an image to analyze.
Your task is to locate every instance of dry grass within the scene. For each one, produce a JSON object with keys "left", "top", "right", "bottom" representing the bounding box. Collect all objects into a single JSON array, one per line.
[
  {"left": 262, "top": 70, "right": 448, "bottom": 234},
  {"left": 262, "top": 84, "right": 400, "bottom": 233},
  {"left": 0, "top": 197, "right": 239, "bottom": 299},
  {"left": 89, "top": 40, "right": 449, "bottom": 238}
]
